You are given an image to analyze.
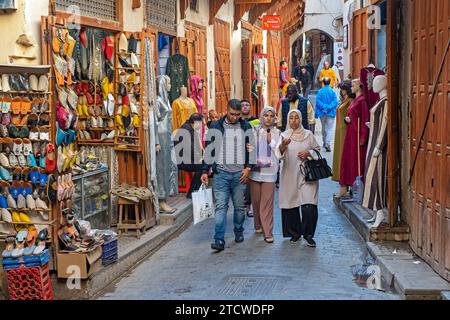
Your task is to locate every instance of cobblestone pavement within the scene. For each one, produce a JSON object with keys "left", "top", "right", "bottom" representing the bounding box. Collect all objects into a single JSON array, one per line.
[{"left": 99, "top": 109, "right": 400, "bottom": 300}]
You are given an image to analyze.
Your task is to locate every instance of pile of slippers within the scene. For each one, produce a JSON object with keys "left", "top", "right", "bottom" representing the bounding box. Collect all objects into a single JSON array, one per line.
[
  {"left": 2, "top": 228, "right": 48, "bottom": 258},
  {"left": 57, "top": 210, "right": 102, "bottom": 252},
  {"left": 116, "top": 32, "right": 141, "bottom": 147}
]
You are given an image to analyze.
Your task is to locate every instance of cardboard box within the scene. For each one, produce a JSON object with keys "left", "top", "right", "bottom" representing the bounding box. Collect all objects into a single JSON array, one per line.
[{"left": 56, "top": 246, "right": 102, "bottom": 279}]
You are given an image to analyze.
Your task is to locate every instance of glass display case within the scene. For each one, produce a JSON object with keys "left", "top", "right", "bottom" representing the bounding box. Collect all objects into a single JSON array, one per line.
[{"left": 72, "top": 168, "right": 111, "bottom": 229}]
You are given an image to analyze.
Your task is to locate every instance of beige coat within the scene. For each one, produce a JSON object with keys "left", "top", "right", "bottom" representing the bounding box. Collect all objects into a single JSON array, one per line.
[{"left": 275, "top": 130, "right": 320, "bottom": 209}]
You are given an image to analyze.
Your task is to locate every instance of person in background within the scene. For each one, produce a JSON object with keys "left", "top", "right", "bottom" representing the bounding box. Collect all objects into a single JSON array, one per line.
[
  {"left": 305, "top": 60, "right": 315, "bottom": 87},
  {"left": 173, "top": 113, "right": 205, "bottom": 199},
  {"left": 207, "top": 109, "right": 219, "bottom": 128},
  {"left": 315, "top": 77, "right": 339, "bottom": 152},
  {"left": 294, "top": 65, "right": 312, "bottom": 99},
  {"left": 201, "top": 99, "right": 255, "bottom": 252},
  {"left": 277, "top": 84, "right": 315, "bottom": 133},
  {"left": 249, "top": 107, "right": 280, "bottom": 244},
  {"left": 276, "top": 109, "right": 321, "bottom": 247},
  {"left": 241, "top": 99, "right": 258, "bottom": 218},
  {"left": 279, "top": 60, "right": 297, "bottom": 98},
  {"left": 319, "top": 61, "right": 338, "bottom": 88}
]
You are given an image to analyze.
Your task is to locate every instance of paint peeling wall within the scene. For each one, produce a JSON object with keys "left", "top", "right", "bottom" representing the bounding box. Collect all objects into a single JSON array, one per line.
[{"left": 0, "top": 0, "right": 49, "bottom": 65}]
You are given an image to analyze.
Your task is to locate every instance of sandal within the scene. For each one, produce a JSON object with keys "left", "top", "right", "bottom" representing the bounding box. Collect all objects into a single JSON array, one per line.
[
  {"left": 11, "top": 230, "right": 28, "bottom": 258},
  {"left": 33, "top": 228, "right": 48, "bottom": 255},
  {"left": 2, "top": 233, "right": 16, "bottom": 258}
]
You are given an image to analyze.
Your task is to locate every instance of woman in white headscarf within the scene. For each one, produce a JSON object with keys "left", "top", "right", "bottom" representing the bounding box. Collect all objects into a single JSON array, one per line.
[
  {"left": 249, "top": 106, "right": 280, "bottom": 244},
  {"left": 275, "top": 109, "right": 320, "bottom": 247}
]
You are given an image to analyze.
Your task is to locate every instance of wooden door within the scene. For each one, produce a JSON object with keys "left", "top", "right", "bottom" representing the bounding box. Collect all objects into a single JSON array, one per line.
[
  {"left": 185, "top": 22, "right": 208, "bottom": 109},
  {"left": 281, "top": 32, "right": 291, "bottom": 68},
  {"left": 351, "top": 8, "right": 369, "bottom": 78},
  {"left": 241, "top": 38, "right": 253, "bottom": 110},
  {"left": 410, "top": 0, "right": 450, "bottom": 281},
  {"left": 214, "top": 18, "right": 231, "bottom": 115},
  {"left": 267, "top": 31, "right": 281, "bottom": 108}
]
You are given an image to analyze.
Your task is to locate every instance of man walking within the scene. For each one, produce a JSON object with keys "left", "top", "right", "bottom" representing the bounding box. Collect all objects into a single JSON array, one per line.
[
  {"left": 316, "top": 77, "right": 339, "bottom": 152},
  {"left": 277, "top": 84, "right": 315, "bottom": 133},
  {"left": 201, "top": 99, "right": 255, "bottom": 252},
  {"left": 319, "top": 61, "right": 338, "bottom": 88},
  {"left": 294, "top": 65, "right": 312, "bottom": 99}
]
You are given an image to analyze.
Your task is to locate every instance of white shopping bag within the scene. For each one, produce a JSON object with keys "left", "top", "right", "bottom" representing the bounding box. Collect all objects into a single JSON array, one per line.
[{"left": 192, "top": 184, "right": 215, "bottom": 225}]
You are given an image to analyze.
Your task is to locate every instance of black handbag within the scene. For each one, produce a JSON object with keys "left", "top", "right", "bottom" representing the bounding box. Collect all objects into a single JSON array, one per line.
[{"left": 300, "top": 149, "right": 332, "bottom": 182}]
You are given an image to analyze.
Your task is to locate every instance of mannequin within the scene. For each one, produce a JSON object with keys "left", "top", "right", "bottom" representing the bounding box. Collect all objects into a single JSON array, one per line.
[
  {"left": 339, "top": 79, "right": 370, "bottom": 189},
  {"left": 362, "top": 75, "right": 388, "bottom": 228},
  {"left": 172, "top": 85, "right": 198, "bottom": 131},
  {"left": 360, "top": 62, "right": 385, "bottom": 109},
  {"left": 166, "top": 52, "right": 190, "bottom": 103},
  {"left": 190, "top": 75, "right": 206, "bottom": 144},
  {"left": 156, "top": 75, "right": 178, "bottom": 213}
]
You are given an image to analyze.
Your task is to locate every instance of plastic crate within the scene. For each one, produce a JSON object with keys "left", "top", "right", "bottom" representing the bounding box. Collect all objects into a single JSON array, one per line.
[
  {"left": 2, "top": 250, "right": 50, "bottom": 270},
  {"left": 6, "top": 263, "right": 53, "bottom": 300},
  {"left": 101, "top": 239, "right": 118, "bottom": 266}
]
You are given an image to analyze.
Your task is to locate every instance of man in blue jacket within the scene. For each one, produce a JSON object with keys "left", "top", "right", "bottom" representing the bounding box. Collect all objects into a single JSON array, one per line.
[
  {"left": 201, "top": 99, "right": 256, "bottom": 252},
  {"left": 315, "top": 77, "right": 339, "bottom": 152}
]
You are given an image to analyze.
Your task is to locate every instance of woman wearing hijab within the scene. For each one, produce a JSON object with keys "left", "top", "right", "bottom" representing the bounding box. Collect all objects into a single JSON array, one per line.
[
  {"left": 190, "top": 75, "right": 206, "bottom": 144},
  {"left": 275, "top": 109, "right": 321, "bottom": 247},
  {"left": 248, "top": 107, "right": 280, "bottom": 243}
]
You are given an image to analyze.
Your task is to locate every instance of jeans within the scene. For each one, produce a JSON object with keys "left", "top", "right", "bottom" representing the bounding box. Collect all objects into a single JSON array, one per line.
[
  {"left": 212, "top": 170, "right": 246, "bottom": 242},
  {"left": 320, "top": 116, "right": 335, "bottom": 146}
]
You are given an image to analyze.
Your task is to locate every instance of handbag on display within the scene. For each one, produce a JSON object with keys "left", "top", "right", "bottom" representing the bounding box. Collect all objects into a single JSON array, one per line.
[{"left": 300, "top": 149, "right": 332, "bottom": 182}]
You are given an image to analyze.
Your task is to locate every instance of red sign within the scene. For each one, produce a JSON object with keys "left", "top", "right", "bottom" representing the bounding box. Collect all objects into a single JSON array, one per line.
[{"left": 262, "top": 15, "right": 281, "bottom": 31}]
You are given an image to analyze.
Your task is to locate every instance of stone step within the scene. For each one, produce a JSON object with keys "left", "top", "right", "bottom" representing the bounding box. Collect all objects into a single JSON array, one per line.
[{"left": 367, "top": 242, "right": 450, "bottom": 300}]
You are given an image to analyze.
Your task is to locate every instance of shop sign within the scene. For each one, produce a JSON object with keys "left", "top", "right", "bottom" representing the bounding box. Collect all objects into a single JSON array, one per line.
[
  {"left": 334, "top": 42, "right": 344, "bottom": 70},
  {"left": 262, "top": 15, "right": 281, "bottom": 31},
  {"left": 236, "top": 0, "right": 272, "bottom": 4}
]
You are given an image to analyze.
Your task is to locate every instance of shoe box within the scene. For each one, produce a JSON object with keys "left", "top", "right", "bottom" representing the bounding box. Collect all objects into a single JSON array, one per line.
[{"left": 56, "top": 245, "right": 102, "bottom": 279}]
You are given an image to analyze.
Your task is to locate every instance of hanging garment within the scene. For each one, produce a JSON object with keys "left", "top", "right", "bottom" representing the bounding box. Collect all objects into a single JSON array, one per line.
[
  {"left": 360, "top": 66, "right": 385, "bottom": 109},
  {"left": 189, "top": 75, "right": 205, "bottom": 143},
  {"left": 155, "top": 75, "right": 178, "bottom": 200},
  {"left": 171, "top": 97, "right": 198, "bottom": 131},
  {"left": 362, "top": 97, "right": 388, "bottom": 211},
  {"left": 339, "top": 94, "right": 370, "bottom": 187},
  {"left": 332, "top": 97, "right": 352, "bottom": 181},
  {"left": 166, "top": 54, "right": 190, "bottom": 103}
]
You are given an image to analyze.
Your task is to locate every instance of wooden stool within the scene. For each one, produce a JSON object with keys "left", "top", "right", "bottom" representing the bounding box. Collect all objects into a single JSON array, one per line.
[{"left": 117, "top": 197, "right": 146, "bottom": 238}]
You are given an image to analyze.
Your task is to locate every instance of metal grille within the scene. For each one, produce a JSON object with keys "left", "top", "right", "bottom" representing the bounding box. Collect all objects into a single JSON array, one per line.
[
  {"left": 145, "top": 0, "right": 176, "bottom": 34},
  {"left": 56, "top": 0, "right": 117, "bottom": 21},
  {"left": 219, "top": 276, "right": 280, "bottom": 296}
]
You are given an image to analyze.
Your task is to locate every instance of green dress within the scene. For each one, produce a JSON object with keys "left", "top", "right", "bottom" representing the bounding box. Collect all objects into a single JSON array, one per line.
[
  {"left": 166, "top": 54, "right": 190, "bottom": 103},
  {"left": 332, "top": 97, "right": 352, "bottom": 182}
]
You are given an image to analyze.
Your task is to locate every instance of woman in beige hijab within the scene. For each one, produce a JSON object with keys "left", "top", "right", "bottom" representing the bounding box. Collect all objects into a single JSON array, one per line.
[{"left": 275, "top": 109, "right": 320, "bottom": 247}]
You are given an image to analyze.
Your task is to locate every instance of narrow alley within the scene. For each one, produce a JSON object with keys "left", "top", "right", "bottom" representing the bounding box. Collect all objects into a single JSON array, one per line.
[{"left": 98, "top": 123, "right": 399, "bottom": 300}]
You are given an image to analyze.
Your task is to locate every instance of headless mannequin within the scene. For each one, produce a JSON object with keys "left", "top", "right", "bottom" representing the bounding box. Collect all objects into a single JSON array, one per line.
[
  {"left": 157, "top": 78, "right": 176, "bottom": 213},
  {"left": 180, "top": 85, "right": 189, "bottom": 101},
  {"left": 366, "top": 75, "right": 387, "bottom": 227},
  {"left": 335, "top": 79, "right": 363, "bottom": 197}
]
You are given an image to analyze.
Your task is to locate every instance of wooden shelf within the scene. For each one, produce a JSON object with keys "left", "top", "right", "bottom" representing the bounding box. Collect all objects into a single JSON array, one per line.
[
  {"left": 0, "top": 91, "right": 52, "bottom": 95},
  {"left": 80, "top": 127, "right": 114, "bottom": 131},
  {"left": 0, "top": 220, "right": 55, "bottom": 225}
]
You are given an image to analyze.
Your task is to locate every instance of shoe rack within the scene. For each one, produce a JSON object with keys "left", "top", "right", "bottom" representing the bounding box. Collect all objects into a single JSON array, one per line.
[
  {"left": 0, "top": 65, "right": 55, "bottom": 251},
  {"left": 114, "top": 31, "right": 144, "bottom": 153}
]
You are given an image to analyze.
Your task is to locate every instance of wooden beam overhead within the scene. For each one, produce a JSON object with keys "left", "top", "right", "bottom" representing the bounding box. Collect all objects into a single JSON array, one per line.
[
  {"left": 234, "top": 2, "right": 255, "bottom": 30},
  {"left": 180, "top": 0, "right": 190, "bottom": 20},
  {"left": 209, "top": 0, "right": 228, "bottom": 25}
]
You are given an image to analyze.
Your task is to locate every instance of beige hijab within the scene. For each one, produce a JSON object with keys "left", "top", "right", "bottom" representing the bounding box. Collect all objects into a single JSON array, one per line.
[{"left": 283, "top": 109, "right": 308, "bottom": 141}]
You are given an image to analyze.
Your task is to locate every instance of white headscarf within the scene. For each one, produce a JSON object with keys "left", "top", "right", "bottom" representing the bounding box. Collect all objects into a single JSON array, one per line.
[
  {"left": 259, "top": 106, "right": 276, "bottom": 130},
  {"left": 284, "top": 109, "right": 308, "bottom": 141}
]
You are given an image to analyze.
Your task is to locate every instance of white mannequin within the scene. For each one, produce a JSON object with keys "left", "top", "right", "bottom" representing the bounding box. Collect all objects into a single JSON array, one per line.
[{"left": 366, "top": 75, "right": 387, "bottom": 227}]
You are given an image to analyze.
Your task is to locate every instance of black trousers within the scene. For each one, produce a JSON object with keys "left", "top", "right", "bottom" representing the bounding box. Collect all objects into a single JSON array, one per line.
[
  {"left": 282, "top": 204, "right": 318, "bottom": 238},
  {"left": 301, "top": 204, "right": 318, "bottom": 238}
]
